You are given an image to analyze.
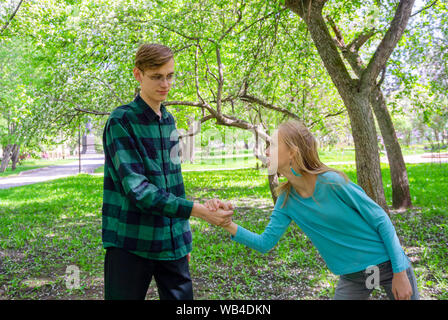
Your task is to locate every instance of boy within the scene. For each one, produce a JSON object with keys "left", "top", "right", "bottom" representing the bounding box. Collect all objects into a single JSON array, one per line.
[{"left": 102, "top": 43, "right": 233, "bottom": 300}]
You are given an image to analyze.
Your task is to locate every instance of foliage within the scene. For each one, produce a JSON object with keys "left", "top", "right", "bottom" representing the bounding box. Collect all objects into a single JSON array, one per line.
[
  {"left": 1, "top": 0, "right": 446, "bottom": 155},
  {"left": 1, "top": 0, "right": 350, "bottom": 148}
]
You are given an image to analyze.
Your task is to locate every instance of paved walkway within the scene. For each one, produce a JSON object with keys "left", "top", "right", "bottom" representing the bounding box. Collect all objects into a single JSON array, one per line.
[
  {"left": 0, "top": 154, "right": 105, "bottom": 189},
  {"left": 325, "top": 153, "right": 448, "bottom": 166},
  {"left": 389, "top": 153, "right": 448, "bottom": 164},
  {"left": 0, "top": 152, "right": 446, "bottom": 190}
]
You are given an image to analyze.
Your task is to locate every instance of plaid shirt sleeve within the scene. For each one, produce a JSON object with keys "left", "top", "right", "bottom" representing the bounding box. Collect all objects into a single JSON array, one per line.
[{"left": 104, "top": 116, "right": 194, "bottom": 219}]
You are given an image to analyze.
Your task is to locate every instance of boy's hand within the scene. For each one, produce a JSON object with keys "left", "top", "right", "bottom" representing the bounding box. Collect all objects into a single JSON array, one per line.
[{"left": 204, "top": 198, "right": 234, "bottom": 211}]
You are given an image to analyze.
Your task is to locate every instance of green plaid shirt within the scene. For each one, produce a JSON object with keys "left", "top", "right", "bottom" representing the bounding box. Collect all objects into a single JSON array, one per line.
[{"left": 101, "top": 94, "right": 194, "bottom": 260}]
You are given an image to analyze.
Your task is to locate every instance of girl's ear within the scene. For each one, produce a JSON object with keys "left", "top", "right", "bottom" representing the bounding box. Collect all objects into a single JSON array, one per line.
[{"left": 288, "top": 148, "right": 295, "bottom": 163}]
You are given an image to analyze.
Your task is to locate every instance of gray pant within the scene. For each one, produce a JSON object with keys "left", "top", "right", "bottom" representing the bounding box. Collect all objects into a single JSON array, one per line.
[{"left": 334, "top": 260, "right": 420, "bottom": 300}]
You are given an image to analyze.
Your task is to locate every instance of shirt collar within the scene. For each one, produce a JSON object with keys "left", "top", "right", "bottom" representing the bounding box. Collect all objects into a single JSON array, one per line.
[{"left": 134, "top": 94, "right": 169, "bottom": 122}]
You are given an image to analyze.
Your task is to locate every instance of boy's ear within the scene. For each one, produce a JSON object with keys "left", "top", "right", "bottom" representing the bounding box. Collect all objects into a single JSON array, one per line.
[{"left": 133, "top": 67, "right": 142, "bottom": 82}]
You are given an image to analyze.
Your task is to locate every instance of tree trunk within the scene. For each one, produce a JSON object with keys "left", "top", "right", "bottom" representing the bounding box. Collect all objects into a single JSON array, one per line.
[
  {"left": 268, "top": 174, "right": 279, "bottom": 205},
  {"left": 346, "top": 91, "right": 388, "bottom": 210},
  {"left": 11, "top": 144, "right": 20, "bottom": 171},
  {"left": 189, "top": 122, "right": 196, "bottom": 163},
  {"left": 284, "top": 0, "right": 414, "bottom": 211},
  {"left": 0, "top": 144, "right": 14, "bottom": 173},
  {"left": 433, "top": 128, "right": 439, "bottom": 148},
  {"left": 371, "top": 87, "right": 412, "bottom": 209}
]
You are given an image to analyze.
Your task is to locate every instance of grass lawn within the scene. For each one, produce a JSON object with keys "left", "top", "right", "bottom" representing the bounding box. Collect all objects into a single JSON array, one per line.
[{"left": 0, "top": 163, "right": 447, "bottom": 300}]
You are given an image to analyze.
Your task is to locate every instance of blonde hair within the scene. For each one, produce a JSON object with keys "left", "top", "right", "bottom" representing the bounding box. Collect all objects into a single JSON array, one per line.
[{"left": 274, "top": 120, "right": 349, "bottom": 207}]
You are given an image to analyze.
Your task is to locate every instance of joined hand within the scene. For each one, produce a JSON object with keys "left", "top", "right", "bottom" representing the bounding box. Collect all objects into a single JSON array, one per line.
[
  {"left": 204, "top": 199, "right": 234, "bottom": 227},
  {"left": 204, "top": 198, "right": 234, "bottom": 212}
]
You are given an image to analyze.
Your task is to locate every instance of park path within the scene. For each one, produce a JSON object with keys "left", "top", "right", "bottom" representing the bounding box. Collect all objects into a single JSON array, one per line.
[
  {"left": 0, "top": 152, "right": 446, "bottom": 190},
  {"left": 0, "top": 154, "right": 105, "bottom": 190},
  {"left": 324, "top": 153, "right": 448, "bottom": 166}
]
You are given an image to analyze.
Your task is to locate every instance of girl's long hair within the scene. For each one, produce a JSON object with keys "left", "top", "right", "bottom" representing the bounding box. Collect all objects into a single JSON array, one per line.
[{"left": 274, "top": 120, "right": 349, "bottom": 207}]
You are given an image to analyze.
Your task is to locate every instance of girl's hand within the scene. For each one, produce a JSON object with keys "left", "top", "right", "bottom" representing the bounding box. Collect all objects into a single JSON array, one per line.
[
  {"left": 222, "top": 221, "right": 238, "bottom": 236},
  {"left": 392, "top": 270, "right": 413, "bottom": 300},
  {"left": 203, "top": 200, "right": 237, "bottom": 235}
]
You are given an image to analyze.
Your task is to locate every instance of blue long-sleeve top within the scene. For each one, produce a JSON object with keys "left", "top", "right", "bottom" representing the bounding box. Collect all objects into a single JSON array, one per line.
[{"left": 231, "top": 171, "right": 410, "bottom": 275}]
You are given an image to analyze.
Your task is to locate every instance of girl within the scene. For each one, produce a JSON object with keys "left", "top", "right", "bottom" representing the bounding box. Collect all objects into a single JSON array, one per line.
[{"left": 206, "top": 120, "right": 419, "bottom": 300}]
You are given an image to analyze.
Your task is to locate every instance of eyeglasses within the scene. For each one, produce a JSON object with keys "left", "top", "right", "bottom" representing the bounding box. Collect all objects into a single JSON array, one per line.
[
  {"left": 140, "top": 69, "right": 176, "bottom": 84},
  {"left": 148, "top": 74, "right": 175, "bottom": 84}
]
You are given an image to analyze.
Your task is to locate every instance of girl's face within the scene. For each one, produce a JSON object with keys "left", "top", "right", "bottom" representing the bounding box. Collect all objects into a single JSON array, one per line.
[{"left": 266, "top": 131, "right": 292, "bottom": 175}]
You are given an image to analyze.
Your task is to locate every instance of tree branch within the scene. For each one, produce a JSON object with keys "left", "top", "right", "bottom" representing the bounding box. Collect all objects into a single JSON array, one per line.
[
  {"left": 74, "top": 108, "right": 110, "bottom": 116},
  {"left": 164, "top": 100, "right": 216, "bottom": 116},
  {"left": 92, "top": 76, "right": 124, "bottom": 105},
  {"left": 377, "top": 66, "right": 387, "bottom": 88},
  {"left": 326, "top": 15, "right": 370, "bottom": 76},
  {"left": 173, "top": 44, "right": 194, "bottom": 54},
  {"left": 218, "top": 2, "right": 244, "bottom": 42},
  {"left": 166, "top": 100, "right": 271, "bottom": 143},
  {"left": 49, "top": 97, "right": 111, "bottom": 115},
  {"left": 326, "top": 15, "right": 346, "bottom": 47},
  {"left": 155, "top": 22, "right": 216, "bottom": 44},
  {"left": 410, "top": 0, "right": 438, "bottom": 17},
  {"left": 235, "top": 8, "right": 288, "bottom": 36},
  {"left": 308, "top": 108, "right": 345, "bottom": 127},
  {"left": 284, "top": 0, "right": 355, "bottom": 94},
  {"left": 179, "top": 115, "right": 214, "bottom": 139},
  {"left": 0, "top": 0, "right": 24, "bottom": 35},
  {"left": 347, "top": 28, "right": 377, "bottom": 52},
  {"left": 215, "top": 43, "right": 224, "bottom": 115},
  {"left": 239, "top": 93, "right": 301, "bottom": 121},
  {"left": 194, "top": 43, "right": 205, "bottom": 104},
  {"left": 200, "top": 56, "right": 219, "bottom": 83},
  {"left": 361, "top": 0, "right": 415, "bottom": 87}
]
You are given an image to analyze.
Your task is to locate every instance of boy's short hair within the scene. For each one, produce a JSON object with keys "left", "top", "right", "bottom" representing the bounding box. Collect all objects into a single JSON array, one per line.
[{"left": 135, "top": 44, "right": 173, "bottom": 73}]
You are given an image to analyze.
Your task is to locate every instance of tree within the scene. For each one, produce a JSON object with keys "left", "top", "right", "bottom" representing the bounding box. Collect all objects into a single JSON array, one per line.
[
  {"left": 325, "top": 6, "right": 413, "bottom": 209},
  {"left": 283, "top": 0, "right": 416, "bottom": 210}
]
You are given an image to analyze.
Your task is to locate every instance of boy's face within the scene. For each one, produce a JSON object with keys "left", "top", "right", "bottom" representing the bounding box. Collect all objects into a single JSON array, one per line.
[{"left": 133, "top": 58, "right": 175, "bottom": 107}]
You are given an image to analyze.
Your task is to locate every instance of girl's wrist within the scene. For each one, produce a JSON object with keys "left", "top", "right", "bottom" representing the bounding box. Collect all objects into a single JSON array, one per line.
[
  {"left": 223, "top": 222, "right": 238, "bottom": 236},
  {"left": 393, "top": 270, "right": 407, "bottom": 277}
]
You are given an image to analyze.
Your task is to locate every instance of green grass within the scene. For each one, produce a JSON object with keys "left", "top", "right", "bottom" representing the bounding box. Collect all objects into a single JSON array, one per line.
[{"left": 0, "top": 163, "right": 446, "bottom": 299}]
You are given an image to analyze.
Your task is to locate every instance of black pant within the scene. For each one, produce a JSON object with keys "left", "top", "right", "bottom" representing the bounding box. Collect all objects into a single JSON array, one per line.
[{"left": 104, "top": 247, "right": 193, "bottom": 300}]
